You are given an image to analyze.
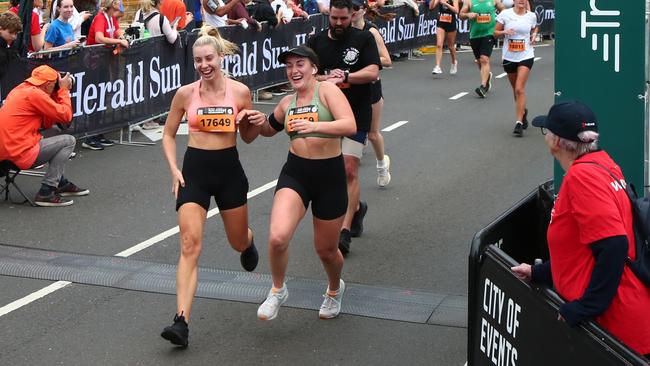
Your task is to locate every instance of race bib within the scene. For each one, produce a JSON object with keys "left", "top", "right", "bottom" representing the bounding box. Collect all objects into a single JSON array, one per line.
[
  {"left": 476, "top": 13, "right": 491, "bottom": 23},
  {"left": 439, "top": 13, "right": 453, "bottom": 23},
  {"left": 196, "top": 106, "right": 236, "bottom": 133},
  {"left": 508, "top": 39, "right": 526, "bottom": 52},
  {"left": 287, "top": 105, "right": 319, "bottom": 132}
]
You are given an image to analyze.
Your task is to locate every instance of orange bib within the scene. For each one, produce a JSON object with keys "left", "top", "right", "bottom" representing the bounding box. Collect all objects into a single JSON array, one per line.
[
  {"left": 439, "top": 13, "right": 453, "bottom": 23},
  {"left": 508, "top": 39, "right": 526, "bottom": 52},
  {"left": 286, "top": 105, "right": 319, "bottom": 132},
  {"left": 476, "top": 13, "right": 491, "bottom": 23},
  {"left": 196, "top": 106, "right": 236, "bottom": 133}
]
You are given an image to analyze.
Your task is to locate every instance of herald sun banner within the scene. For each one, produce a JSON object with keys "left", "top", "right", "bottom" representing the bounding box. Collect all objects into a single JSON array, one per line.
[{"left": 0, "top": 1, "right": 554, "bottom": 137}]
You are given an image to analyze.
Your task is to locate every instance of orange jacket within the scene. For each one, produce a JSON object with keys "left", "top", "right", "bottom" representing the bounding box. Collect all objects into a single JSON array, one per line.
[
  {"left": 160, "top": 0, "right": 188, "bottom": 30},
  {"left": 0, "top": 82, "right": 73, "bottom": 169}
]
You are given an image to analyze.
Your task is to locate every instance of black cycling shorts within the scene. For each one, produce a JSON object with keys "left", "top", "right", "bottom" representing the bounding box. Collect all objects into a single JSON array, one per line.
[
  {"left": 370, "top": 79, "right": 383, "bottom": 104},
  {"left": 275, "top": 152, "right": 348, "bottom": 220},
  {"left": 470, "top": 36, "right": 495, "bottom": 59},
  {"left": 503, "top": 58, "right": 534, "bottom": 74},
  {"left": 176, "top": 146, "right": 249, "bottom": 211}
]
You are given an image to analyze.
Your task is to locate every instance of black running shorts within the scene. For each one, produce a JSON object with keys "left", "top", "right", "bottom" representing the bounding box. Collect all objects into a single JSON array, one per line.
[
  {"left": 470, "top": 36, "right": 495, "bottom": 59},
  {"left": 437, "top": 16, "right": 457, "bottom": 33},
  {"left": 502, "top": 58, "right": 534, "bottom": 74},
  {"left": 176, "top": 146, "right": 249, "bottom": 211},
  {"left": 370, "top": 79, "right": 383, "bottom": 104},
  {"left": 275, "top": 152, "right": 348, "bottom": 220}
]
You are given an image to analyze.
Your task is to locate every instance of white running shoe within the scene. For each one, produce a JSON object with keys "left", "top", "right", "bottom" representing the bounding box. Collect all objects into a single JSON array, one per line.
[
  {"left": 319, "top": 279, "right": 345, "bottom": 319},
  {"left": 257, "top": 285, "right": 288, "bottom": 320},
  {"left": 431, "top": 65, "right": 443, "bottom": 75},
  {"left": 450, "top": 62, "right": 458, "bottom": 75},
  {"left": 377, "top": 155, "right": 391, "bottom": 188}
]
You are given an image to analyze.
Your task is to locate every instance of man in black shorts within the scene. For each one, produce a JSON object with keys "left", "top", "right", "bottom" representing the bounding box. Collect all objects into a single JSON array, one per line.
[
  {"left": 460, "top": 0, "right": 504, "bottom": 97},
  {"left": 307, "top": 0, "right": 380, "bottom": 255}
]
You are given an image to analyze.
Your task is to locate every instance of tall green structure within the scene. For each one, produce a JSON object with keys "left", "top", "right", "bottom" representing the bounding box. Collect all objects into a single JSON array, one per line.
[{"left": 554, "top": 0, "right": 649, "bottom": 194}]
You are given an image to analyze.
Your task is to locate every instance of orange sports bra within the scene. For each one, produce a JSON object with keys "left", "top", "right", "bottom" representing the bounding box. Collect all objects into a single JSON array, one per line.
[{"left": 186, "top": 78, "right": 239, "bottom": 133}]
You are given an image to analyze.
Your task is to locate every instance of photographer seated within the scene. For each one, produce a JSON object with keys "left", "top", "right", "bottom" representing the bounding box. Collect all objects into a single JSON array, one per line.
[{"left": 0, "top": 65, "right": 89, "bottom": 207}]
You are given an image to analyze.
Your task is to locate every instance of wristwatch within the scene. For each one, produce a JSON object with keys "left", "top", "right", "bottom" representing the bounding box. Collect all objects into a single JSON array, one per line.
[{"left": 343, "top": 70, "right": 349, "bottom": 83}]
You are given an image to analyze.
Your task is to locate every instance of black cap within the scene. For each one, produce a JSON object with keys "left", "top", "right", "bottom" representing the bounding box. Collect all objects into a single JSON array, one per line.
[
  {"left": 351, "top": 0, "right": 366, "bottom": 7},
  {"left": 531, "top": 101, "right": 598, "bottom": 142},
  {"left": 277, "top": 45, "right": 320, "bottom": 65}
]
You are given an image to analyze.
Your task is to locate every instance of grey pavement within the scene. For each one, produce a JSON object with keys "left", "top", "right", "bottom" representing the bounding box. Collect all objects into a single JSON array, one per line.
[{"left": 0, "top": 44, "right": 555, "bottom": 365}]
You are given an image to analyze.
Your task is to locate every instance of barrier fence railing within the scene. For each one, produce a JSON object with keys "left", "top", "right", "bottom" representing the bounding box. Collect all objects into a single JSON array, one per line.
[
  {"left": 1, "top": 1, "right": 555, "bottom": 139},
  {"left": 468, "top": 182, "right": 648, "bottom": 366}
]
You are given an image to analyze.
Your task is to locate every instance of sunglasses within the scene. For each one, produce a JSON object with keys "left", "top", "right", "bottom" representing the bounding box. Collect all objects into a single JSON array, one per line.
[
  {"left": 352, "top": 5, "right": 360, "bottom": 11},
  {"left": 540, "top": 127, "right": 547, "bottom": 135}
]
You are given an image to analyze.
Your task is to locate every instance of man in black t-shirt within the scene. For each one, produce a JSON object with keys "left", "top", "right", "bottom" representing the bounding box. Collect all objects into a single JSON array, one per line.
[{"left": 307, "top": 0, "right": 380, "bottom": 256}]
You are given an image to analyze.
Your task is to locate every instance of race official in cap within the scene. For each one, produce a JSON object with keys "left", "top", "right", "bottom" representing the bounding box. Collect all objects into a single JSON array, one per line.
[{"left": 511, "top": 101, "right": 650, "bottom": 356}]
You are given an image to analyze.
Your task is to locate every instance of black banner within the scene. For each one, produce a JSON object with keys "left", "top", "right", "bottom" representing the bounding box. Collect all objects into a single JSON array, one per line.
[
  {"left": 531, "top": 0, "right": 555, "bottom": 36},
  {"left": 1, "top": 2, "right": 555, "bottom": 137}
]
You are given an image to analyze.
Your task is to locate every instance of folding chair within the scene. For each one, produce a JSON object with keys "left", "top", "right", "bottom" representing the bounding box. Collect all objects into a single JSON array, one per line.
[{"left": 0, "top": 160, "right": 36, "bottom": 206}]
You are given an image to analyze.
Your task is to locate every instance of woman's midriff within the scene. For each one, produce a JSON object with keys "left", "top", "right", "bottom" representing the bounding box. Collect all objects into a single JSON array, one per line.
[
  {"left": 187, "top": 130, "right": 237, "bottom": 150},
  {"left": 289, "top": 137, "right": 341, "bottom": 160}
]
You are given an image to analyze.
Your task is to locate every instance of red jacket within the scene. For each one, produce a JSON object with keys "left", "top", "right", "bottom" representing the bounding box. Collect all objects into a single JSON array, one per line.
[{"left": 0, "top": 82, "right": 73, "bottom": 169}]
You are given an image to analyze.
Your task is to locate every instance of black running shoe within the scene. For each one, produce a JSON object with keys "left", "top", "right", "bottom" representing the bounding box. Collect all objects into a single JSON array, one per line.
[
  {"left": 513, "top": 122, "right": 524, "bottom": 137},
  {"left": 350, "top": 201, "right": 368, "bottom": 237},
  {"left": 97, "top": 134, "right": 114, "bottom": 147},
  {"left": 522, "top": 108, "right": 529, "bottom": 129},
  {"left": 161, "top": 314, "right": 189, "bottom": 348},
  {"left": 338, "top": 229, "right": 351, "bottom": 256},
  {"left": 475, "top": 85, "right": 487, "bottom": 98},
  {"left": 240, "top": 238, "right": 259, "bottom": 272}
]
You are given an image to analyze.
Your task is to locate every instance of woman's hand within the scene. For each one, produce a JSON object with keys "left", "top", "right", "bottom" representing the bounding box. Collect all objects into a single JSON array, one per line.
[
  {"left": 171, "top": 168, "right": 185, "bottom": 198},
  {"left": 290, "top": 119, "right": 318, "bottom": 134},
  {"left": 511, "top": 263, "right": 532, "bottom": 281},
  {"left": 237, "top": 109, "right": 267, "bottom": 126}
]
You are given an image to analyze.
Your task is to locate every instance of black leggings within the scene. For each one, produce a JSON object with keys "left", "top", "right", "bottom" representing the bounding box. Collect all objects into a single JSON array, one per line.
[
  {"left": 176, "top": 146, "right": 249, "bottom": 211},
  {"left": 275, "top": 152, "right": 347, "bottom": 220}
]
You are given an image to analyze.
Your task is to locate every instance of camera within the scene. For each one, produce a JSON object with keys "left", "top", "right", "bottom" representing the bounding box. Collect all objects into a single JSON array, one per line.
[{"left": 54, "top": 72, "right": 75, "bottom": 92}]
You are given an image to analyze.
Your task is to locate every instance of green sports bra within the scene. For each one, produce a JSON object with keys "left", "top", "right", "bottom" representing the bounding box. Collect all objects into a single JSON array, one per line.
[{"left": 284, "top": 82, "right": 337, "bottom": 140}]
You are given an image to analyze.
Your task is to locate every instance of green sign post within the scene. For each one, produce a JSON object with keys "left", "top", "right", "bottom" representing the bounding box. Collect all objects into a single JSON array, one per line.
[{"left": 554, "top": 0, "right": 648, "bottom": 193}]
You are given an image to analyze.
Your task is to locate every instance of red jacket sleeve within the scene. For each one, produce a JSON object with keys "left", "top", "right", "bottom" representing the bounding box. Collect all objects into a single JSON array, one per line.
[{"left": 34, "top": 88, "right": 73, "bottom": 128}]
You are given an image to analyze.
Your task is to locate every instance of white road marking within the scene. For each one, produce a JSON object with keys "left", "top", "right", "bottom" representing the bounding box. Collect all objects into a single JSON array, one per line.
[
  {"left": 116, "top": 179, "right": 277, "bottom": 258},
  {"left": 0, "top": 281, "right": 71, "bottom": 317},
  {"left": 534, "top": 57, "right": 542, "bottom": 61},
  {"left": 0, "top": 180, "right": 279, "bottom": 317},
  {"left": 382, "top": 120, "right": 409, "bottom": 132},
  {"left": 496, "top": 72, "right": 508, "bottom": 79},
  {"left": 450, "top": 92, "right": 468, "bottom": 100}
]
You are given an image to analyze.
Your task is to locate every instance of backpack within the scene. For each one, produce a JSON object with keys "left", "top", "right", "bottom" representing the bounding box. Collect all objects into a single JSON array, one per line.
[
  {"left": 576, "top": 161, "right": 650, "bottom": 287},
  {"left": 127, "top": 11, "right": 165, "bottom": 40}
]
